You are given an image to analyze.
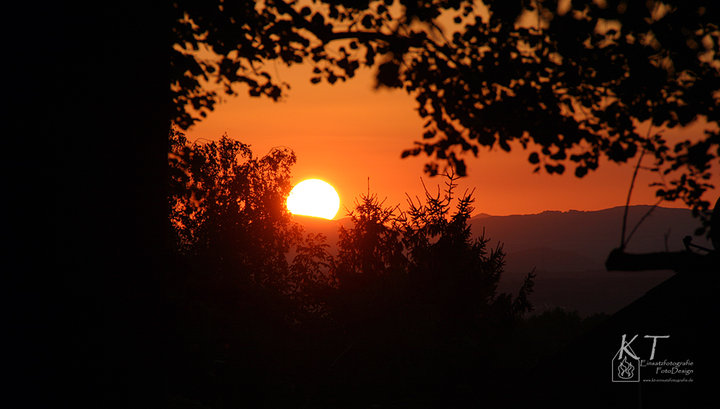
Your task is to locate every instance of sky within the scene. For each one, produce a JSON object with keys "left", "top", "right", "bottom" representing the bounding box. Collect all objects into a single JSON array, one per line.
[{"left": 185, "top": 62, "right": 719, "bottom": 218}]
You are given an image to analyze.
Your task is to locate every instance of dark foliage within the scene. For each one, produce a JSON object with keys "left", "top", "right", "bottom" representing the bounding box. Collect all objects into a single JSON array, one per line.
[
  {"left": 164, "top": 132, "right": 559, "bottom": 408},
  {"left": 169, "top": 128, "right": 300, "bottom": 288},
  {"left": 323, "top": 176, "right": 537, "bottom": 404},
  {"left": 172, "top": 0, "right": 720, "bottom": 232}
]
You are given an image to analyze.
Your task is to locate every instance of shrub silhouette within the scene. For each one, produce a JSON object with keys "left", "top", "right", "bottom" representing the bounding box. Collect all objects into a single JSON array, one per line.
[{"left": 165, "top": 132, "right": 609, "bottom": 408}]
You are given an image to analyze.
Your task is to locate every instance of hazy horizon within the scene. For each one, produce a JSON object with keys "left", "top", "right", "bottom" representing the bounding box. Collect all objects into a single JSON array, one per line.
[{"left": 291, "top": 202, "right": 700, "bottom": 220}]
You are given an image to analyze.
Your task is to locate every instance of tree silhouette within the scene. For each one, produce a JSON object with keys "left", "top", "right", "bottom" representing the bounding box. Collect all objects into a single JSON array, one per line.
[
  {"left": 400, "top": 174, "right": 534, "bottom": 331},
  {"left": 322, "top": 174, "right": 535, "bottom": 405},
  {"left": 169, "top": 128, "right": 301, "bottom": 289},
  {"left": 166, "top": 129, "right": 342, "bottom": 407},
  {"left": 163, "top": 130, "right": 638, "bottom": 407},
  {"left": 172, "top": 0, "right": 720, "bottom": 230}
]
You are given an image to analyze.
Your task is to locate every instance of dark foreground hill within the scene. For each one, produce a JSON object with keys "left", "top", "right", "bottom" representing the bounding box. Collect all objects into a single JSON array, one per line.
[
  {"left": 516, "top": 269, "right": 720, "bottom": 409},
  {"left": 297, "top": 205, "right": 709, "bottom": 315}
]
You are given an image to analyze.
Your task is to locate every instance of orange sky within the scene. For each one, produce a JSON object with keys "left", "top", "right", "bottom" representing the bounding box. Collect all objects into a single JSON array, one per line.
[{"left": 186, "top": 62, "right": 719, "bottom": 218}]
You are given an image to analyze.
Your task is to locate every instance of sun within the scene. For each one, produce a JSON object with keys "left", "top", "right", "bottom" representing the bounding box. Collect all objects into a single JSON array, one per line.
[{"left": 286, "top": 179, "right": 340, "bottom": 220}]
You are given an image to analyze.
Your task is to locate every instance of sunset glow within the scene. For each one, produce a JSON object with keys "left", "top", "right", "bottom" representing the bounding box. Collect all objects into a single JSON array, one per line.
[
  {"left": 287, "top": 179, "right": 340, "bottom": 220},
  {"left": 186, "top": 65, "right": 720, "bottom": 216}
]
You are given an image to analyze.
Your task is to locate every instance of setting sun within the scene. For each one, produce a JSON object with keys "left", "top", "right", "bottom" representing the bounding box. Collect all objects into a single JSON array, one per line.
[{"left": 287, "top": 179, "right": 340, "bottom": 220}]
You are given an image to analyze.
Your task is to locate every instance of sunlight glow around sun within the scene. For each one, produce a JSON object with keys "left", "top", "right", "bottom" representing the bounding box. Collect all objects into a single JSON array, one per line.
[{"left": 286, "top": 179, "right": 340, "bottom": 220}]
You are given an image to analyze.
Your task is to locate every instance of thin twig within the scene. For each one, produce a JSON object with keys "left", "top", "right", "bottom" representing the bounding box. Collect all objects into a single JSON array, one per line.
[
  {"left": 621, "top": 125, "right": 653, "bottom": 249},
  {"left": 624, "top": 198, "right": 663, "bottom": 247}
]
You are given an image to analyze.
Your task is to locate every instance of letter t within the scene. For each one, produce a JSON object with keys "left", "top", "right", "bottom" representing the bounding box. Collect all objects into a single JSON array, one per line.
[{"left": 644, "top": 335, "right": 670, "bottom": 360}]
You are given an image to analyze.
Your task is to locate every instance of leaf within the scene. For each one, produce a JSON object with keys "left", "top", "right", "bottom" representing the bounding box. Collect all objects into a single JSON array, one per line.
[
  {"left": 361, "top": 14, "right": 373, "bottom": 29},
  {"left": 376, "top": 61, "right": 402, "bottom": 88}
]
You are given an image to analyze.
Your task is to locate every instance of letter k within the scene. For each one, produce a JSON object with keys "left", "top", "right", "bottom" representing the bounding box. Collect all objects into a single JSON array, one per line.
[{"left": 619, "top": 334, "right": 639, "bottom": 360}]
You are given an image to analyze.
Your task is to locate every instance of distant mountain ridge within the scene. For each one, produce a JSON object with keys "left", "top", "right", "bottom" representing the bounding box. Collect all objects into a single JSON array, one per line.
[
  {"left": 471, "top": 205, "right": 708, "bottom": 275},
  {"left": 470, "top": 205, "right": 709, "bottom": 315}
]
